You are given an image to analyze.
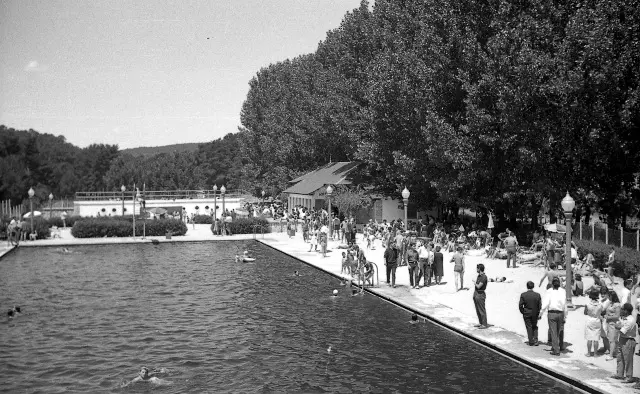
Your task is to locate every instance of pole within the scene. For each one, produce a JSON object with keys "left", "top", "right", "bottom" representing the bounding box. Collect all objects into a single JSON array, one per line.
[
  {"left": 403, "top": 199, "right": 408, "bottom": 230},
  {"left": 579, "top": 217, "right": 582, "bottom": 240},
  {"left": 49, "top": 198, "right": 52, "bottom": 219},
  {"left": 214, "top": 193, "right": 217, "bottom": 220},
  {"left": 122, "top": 190, "right": 125, "bottom": 216},
  {"left": 142, "top": 183, "right": 146, "bottom": 239},
  {"left": 605, "top": 224, "right": 608, "bottom": 245},
  {"left": 30, "top": 198, "right": 34, "bottom": 238},
  {"left": 133, "top": 184, "right": 136, "bottom": 239},
  {"left": 592, "top": 221, "right": 594, "bottom": 241},
  {"left": 620, "top": 225, "right": 623, "bottom": 248},
  {"left": 565, "top": 212, "right": 574, "bottom": 309},
  {"left": 328, "top": 195, "right": 332, "bottom": 239}
]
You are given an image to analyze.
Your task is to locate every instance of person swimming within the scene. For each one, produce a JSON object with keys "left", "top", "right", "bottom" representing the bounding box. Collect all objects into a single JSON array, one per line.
[
  {"left": 294, "top": 270, "right": 300, "bottom": 276},
  {"left": 409, "top": 314, "right": 419, "bottom": 324},
  {"left": 123, "top": 366, "right": 170, "bottom": 387},
  {"left": 7, "top": 306, "right": 21, "bottom": 319}
]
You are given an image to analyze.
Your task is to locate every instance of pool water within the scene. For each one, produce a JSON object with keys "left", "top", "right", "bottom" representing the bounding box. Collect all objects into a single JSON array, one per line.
[{"left": 0, "top": 242, "right": 573, "bottom": 393}]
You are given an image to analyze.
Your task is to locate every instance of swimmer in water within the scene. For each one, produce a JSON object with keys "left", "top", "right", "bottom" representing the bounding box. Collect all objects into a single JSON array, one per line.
[
  {"left": 294, "top": 270, "right": 300, "bottom": 276},
  {"left": 7, "top": 306, "right": 21, "bottom": 319},
  {"left": 123, "top": 366, "right": 170, "bottom": 387},
  {"left": 409, "top": 314, "right": 419, "bottom": 325}
]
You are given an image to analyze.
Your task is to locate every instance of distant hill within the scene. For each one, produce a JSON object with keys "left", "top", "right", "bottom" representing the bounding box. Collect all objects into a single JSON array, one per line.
[{"left": 121, "top": 143, "right": 201, "bottom": 157}]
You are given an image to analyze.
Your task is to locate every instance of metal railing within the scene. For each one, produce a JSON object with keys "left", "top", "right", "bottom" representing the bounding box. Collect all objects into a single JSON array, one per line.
[{"left": 75, "top": 189, "right": 249, "bottom": 201}]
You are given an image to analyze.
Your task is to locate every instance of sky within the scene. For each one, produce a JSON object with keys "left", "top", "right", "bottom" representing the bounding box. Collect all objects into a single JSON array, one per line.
[{"left": 0, "top": 0, "right": 363, "bottom": 149}]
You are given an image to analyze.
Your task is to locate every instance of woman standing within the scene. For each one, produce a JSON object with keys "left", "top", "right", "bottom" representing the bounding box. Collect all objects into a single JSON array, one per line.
[
  {"left": 308, "top": 226, "right": 318, "bottom": 252},
  {"left": 433, "top": 245, "right": 444, "bottom": 285},
  {"left": 584, "top": 290, "right": 603, "bottom": 357},
  {"left": 601, "top": 290, "right": 621, "bottom": 360}
]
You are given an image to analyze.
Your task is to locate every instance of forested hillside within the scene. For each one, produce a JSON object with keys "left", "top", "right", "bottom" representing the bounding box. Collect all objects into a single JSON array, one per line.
[
  {"left": 0, "top": 126, "right": 243, "bottom": 206},
  {"left": 121, "top": 143, "right": 201, "bottom": 157}
]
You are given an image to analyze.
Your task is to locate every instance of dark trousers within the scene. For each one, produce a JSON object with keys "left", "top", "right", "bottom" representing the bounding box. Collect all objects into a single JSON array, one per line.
[
  {"left": 616, "top": 337, "right": 636, "bottom": 378},
  {"left": 522, "top": 315, "right": 538, "bottom": 344},
  {"left": 473, "top": 292, "right": 487, "bottom": 326},
  {"left": 408, "top": 263, "right": 418, "bottom": 286},
  {"left": 547, "top": 311, "right": 564, "bottom": 353},
  {"left": 416, "top": 262, "right": 431, "bottom": 286},
  {"left": 507, "top": 250, "right": 517, "bottom": 268},
  {"left": 386, "top": 264, "right": 397, "bottom": 286}
]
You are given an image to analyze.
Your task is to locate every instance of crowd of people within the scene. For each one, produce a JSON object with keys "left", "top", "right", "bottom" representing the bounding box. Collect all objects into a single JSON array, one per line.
[{"left": 288, "top": 212, "right": 640, "bottom": 386}]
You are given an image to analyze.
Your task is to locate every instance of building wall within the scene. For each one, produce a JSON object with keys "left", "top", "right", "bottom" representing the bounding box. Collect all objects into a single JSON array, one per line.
[{"left": 74, "top": 197, "right": 244, "bottom": 218}]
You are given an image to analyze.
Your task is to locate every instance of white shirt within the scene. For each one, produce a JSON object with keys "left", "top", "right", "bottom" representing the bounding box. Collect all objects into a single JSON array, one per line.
[
  {"left": 570, "top": 247, "right": 578, "bottom": 259},
  {"left": 540, "top": 288, "right": 567, "bottom": 317},
  {"left": 320, "top": 225, "right": 329, "bottom": 234},
  {"left": 619, "top": 288, "right": 631, "bottom": 305},
  {"left": 417, "top": 246, "right": 431, "bottom": 260}
]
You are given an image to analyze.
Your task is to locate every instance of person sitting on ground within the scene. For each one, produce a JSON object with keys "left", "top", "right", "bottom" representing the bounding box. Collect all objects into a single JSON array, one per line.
[{"left": 572, "top": 274, "right": 584, "bottom": 296}]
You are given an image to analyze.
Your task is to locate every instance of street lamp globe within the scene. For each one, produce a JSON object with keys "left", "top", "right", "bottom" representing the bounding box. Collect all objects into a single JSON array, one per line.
[
  {"left": 220, "top": 185, "right": 226, "bottom": 194},
  {"left": 213, "top": 185, "right": 218, "bottom": 193},
  {"left": 401, "top": 187, "right": 410, "bottom": 200},
  {"left": 49, "top": 193, "right": 53, "bottom": 201},
  {"left": 561, "top": 192, "right": 575, "bottom": 213},
  {"left": 28, "top": 187, "right": 35, "bottom": 198},
  {"left": 262, "top": 190, "right": 265, "bottom": 197},
  {"left": 121, "top": 185, "right": 126, "bottom": 192},
  {"left": 326, "top": 185, "right": 333, "bottom": 196}
]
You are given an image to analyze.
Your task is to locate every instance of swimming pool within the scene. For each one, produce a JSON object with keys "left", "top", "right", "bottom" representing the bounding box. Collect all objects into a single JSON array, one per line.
[{"left": 0, "top": 242, "right": 574, "bottom": 393}]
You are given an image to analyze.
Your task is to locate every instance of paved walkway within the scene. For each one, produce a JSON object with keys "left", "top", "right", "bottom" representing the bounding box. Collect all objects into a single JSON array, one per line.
[
  {"left": 4, "top": 226, "right": 637, "bottom": 393},
  {"left": 257, "top": 233, "right": 638, "bottom": 394}
]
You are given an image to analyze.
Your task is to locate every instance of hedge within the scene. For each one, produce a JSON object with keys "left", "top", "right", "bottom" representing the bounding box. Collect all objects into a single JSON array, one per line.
[
  {"left": 71, "top": 218, "right": 187, "bottom": 238},
  {"left": 574, "top": 239, "right": 640, "bottom": 279},
  {"left": 193, "top": 214, "right": 213, "bottom": 224},
  {"left": 211, "top": 217, "right": 270, "bottom": 235}
]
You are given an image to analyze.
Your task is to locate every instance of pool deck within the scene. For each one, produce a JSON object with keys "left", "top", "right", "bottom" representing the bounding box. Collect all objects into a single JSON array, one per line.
[{"left": 5, "top": 225, "right": 637, "bottom": 393}]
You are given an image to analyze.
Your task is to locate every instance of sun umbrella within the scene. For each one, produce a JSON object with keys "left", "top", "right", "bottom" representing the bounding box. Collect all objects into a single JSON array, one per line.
[
  {"left": 544, "top": 223, "right": 566, "bottom": 233},
  {"left": 23, "top": 211, "right": 42, "bottom": 218},
  {"left": 148, "top": 207, "right": 168, "bottom": 215}
]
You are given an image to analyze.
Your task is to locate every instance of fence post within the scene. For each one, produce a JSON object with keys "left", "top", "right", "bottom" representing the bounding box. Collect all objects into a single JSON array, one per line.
[
  {"left": 621, "top": 226, "right": 623, "bottom": 248},
  {"left": 580, "top": 218, "right": 583, "bottom": 240}
]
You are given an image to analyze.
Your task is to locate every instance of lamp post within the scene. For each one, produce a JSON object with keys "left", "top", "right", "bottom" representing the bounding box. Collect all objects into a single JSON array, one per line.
[
  {"left": 28, "top": 187, "right": 35, "bottom": 237},
  {"left": 132, "top": 184, "right": 136, "bottom": 238},
  {"left": 262, "top": 190, "right": 265, "bottom": 205},
  {"left": 561, "top": 192, "right": 575, "bottom": 309},
  {"left": 221, "top": 185, "right": 226, "bottom": 217},
  {"left": 402, "top": 187, "right": 410, "bottom": 230},
  {"left": 326, "top": 185, "right": 333, "bottom": 239},
  {"left": 121, "top": 185, "right": 126, "bottom": 215},
  {"left": 213, "top": 185, "right": 218, "bottom": 219},
  {"left": 49, "top": 193, "right": 53, "bottom": 219},
  {"left": 138, "top": 187, "right": 145, "bottom": 239}
]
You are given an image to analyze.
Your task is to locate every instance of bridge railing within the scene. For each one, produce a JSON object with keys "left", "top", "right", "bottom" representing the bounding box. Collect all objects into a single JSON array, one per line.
[{"left": 75, "top": 189, "right": 249, "bottom": 201}]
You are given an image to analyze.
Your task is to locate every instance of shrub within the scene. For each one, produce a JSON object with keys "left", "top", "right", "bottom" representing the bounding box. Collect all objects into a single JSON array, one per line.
[
  {"left": 213, "top": 217, "right": 270, "bottom": 235},
  {"left": 71, "top": 218, "right": 187, "bottom": 238},
  {"left": 573, "top": 239, "right": 640, "bottom": 279},
  {"left": 193, "top": 214, "right": 213, "bottom": 224}
]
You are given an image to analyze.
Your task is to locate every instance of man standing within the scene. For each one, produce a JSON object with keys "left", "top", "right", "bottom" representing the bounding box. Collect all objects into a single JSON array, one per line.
[
  {"left": 612, "top": 303, "right": 636, "bottom": 383},
  {"left": 472, "top": 264, "right": 488, "bottom": 329},
  {"left": 504, "top": 231, "right": 519, "bottom": 268},
  {"left": 519, "top": 281, "right": 542, "bottom": 346},
  {"left": 417, "top": 242, "right": 433, "bottom": 287},
  {"left": 450, "top": 247, "right": 465, "bottom": 291},
  {"left": 406, "top": 243, "right": 419, "bottom": 289},
  {"left": 539, "top": 277, "right": 567, "bottom": 355},
  {"left": 384, "top": 245, "right": 398, "bottom": 287}
]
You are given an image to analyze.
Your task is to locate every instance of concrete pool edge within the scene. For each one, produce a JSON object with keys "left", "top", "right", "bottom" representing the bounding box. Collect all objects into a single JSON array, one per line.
[{"left": 256, "top": 238, "right": 611, "bottom": 394}]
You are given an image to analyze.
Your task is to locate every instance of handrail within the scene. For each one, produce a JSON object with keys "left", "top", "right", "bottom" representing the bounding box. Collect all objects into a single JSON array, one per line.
[{"left": 75, "top": 189, "right": 250, "bottom": 201}]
